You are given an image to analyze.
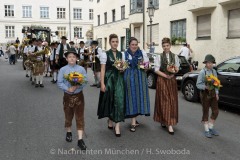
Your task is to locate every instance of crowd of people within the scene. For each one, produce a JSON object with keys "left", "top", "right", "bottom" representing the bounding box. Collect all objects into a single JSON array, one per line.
[{"left": 2, "top": 34, "right": 219, "bottom": 150}]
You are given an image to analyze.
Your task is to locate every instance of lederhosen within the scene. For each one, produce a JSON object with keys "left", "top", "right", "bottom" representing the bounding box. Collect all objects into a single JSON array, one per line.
[
  {"left": 200, "top": 69, "right": 219, "bottom": 122},
  {"left": 32, "top": 46, "right": 45, "bottom": 76},
  {"left": 58, "top": 44, "right": 70, "bottom": 68},
  {"left": 50, "top": 48, "right": 60, "bottom": 71},
  {"left": 92, "top": 48, "right": 101, "bottom": 72},
  {"left": 78, "top": 48, "right": 89, "bottom": 67},
  {"left": 63, "top": 90, "right": 85, "bottom": 130}
]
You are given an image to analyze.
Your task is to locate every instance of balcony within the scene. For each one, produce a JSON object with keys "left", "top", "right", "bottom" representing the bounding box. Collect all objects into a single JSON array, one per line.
[
  {"left": 219, "top": 0, "right": 240, "bottom": 5},
  {"left": 188, "top": 0, "right": 217, "bottom": 12},
  {"left": 129, "top": 12, "right": 143, "bottom": 24}
]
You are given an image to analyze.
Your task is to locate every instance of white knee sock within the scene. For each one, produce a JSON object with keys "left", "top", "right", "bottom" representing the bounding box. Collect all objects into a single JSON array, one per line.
[
  {"left": 53, "top": 72, "right": 57, "bottom": 81},
  {"left": 204, "top": 123, "right": 209, "bottom": 132},
  {"left": 208, "top": 122, "right": 214, "bottom": 129},
  {"left": 40, "top": 75, "right": 43, "bottom": 84},
  {"left": 36, "top": 75, "right": 40, "bottom": 84}
]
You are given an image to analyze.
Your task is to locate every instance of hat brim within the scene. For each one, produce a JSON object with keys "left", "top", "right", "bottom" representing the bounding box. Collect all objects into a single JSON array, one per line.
[
  {"left": 64, "top": 51, "right": 78, "bottom": 57},
  {"left": 203, "top": 61, "right": 216, "bottom": 64}
]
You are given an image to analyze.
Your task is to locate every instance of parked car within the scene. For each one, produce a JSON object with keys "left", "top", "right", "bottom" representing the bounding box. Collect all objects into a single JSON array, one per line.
[
  {"left": 181, "top": 56, "right": 240, "bottom": 108},
  {"left": 147, "top": 53, "right": 192, "bottom": 89}
]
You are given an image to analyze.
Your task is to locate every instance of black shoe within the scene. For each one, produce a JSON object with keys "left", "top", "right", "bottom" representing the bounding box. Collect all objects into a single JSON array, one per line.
[
  {"left": 26, "top": 74, "right": 29, "bottom": 77},
  {"left": 78, "top": 139, "right": 87, "bottom": 150},
  {"left": 40, "top": 84, "right": 44, "bottom": 88},
  {"left": 168, "top": 131, "right": 174, "bottom": 135},
  {"left": 66, "top": 132, "right": 72, "bottom": 142},
  {"left": 53, "top": 80, "right": 57, "bottom": 84},
  {"left": 161, "top": 124, "right": 167, "bottom": 128},
  {"left": 51, "top": 79, "right": 54, "bottom": 83},
  {"left": 35, "top": 84, "right": 39, "bottom": 88}
]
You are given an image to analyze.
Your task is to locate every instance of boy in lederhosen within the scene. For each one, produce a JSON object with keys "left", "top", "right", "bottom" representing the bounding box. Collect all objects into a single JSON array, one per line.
[
  {"left": 196, "top": 54, "right": 219, "bottom": 138},
  {"left": 57, "top": 48, "right": 88, "bottom": 150}
]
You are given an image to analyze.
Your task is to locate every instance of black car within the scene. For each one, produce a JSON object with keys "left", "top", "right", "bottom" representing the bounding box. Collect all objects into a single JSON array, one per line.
[
  {"left": 181, "top": 56, "right": 240, "bottom": 108},
  {"left": 147, "top": 54, "right": 192, "bottom": 89}
]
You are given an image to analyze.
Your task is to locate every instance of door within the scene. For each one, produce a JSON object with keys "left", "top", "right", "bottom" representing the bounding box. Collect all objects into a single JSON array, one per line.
[{"left": 217, "top": 57, "right": 240, "bottom": 107}]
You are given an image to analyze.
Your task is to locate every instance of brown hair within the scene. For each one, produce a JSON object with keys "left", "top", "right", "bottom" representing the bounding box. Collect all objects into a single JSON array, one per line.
[
  {"left": 109, "top": 34, "right": 118, "bottom": 43},
  {"left": 129, "top": 37, "right": 138, "bottom": 45},
  {"left": 162, "top": 37, "right": 171, "bottom": 45}
]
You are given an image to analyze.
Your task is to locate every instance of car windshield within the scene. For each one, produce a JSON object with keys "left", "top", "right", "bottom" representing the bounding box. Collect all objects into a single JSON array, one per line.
[{"left": 218, "top": 57, "right": 240, "bottom": 73}]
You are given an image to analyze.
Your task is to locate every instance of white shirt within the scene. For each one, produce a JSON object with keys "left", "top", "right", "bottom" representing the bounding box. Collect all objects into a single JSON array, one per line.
[
  {"left": 154, "top": 53, "right": 180, "bottom": 72},
  {"left": 90, "top": 47, "right": 103, "bottom": 62},
  {"left": 56, "top": 44, "right": 68, "bottom": 56},
  {"left": 28, "top": 45, "right": 36, "bottom": 53},
  {"left": 50, "top": 48, "right": 56, "bottom": 61},
  {"left": 179, "top": 46, "right": 190, "bottom": 60},
  {"left": 9, "top": 45, "right": 16, "bottom": 55},
  {"left": 23, "top": 46, "right": 29, "bottom": 54}
]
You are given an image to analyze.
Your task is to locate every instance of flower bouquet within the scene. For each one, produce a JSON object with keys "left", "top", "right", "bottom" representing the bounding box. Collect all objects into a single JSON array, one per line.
[
  {"left": 138, "top": 61, "right": 150, "bottom": 70},
  {"left": 205, "top": 74, "right": 222, "bottom": 90},
  {"left": 167, "top": 63, "right": 178, "bottom": 74},
  {"left": 205, "top": 74, "right": 222, "bottom": 98},
  {"left": 64, "top": 72, "right": 87, "bottom": 86},
  {"left": 113, "top": 59, "right": 129, "bottom": 71}
]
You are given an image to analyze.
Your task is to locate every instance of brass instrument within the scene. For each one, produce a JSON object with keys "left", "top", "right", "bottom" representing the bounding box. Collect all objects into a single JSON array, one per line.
[{"left": 34, "top": 46, "right": 50, "bottom": 56}]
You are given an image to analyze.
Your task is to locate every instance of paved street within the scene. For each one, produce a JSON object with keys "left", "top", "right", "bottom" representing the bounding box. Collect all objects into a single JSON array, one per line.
[{"left": 0, "top": 57, "right": 240, "bottom": 160}]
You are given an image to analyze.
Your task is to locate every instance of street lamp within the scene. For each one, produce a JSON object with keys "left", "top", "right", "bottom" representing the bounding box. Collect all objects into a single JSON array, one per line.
[{"left": 147, "top": 1, "right": 155, "bottom": 54}]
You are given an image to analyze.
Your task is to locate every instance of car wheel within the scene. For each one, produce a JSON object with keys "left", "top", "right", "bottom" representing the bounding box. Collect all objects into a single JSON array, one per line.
[
  {"left": 183, "top": 80, "right": 198, "bottom": 102},
  {"left": 147, "top": 73, "right": 156, "bottom": 89}
]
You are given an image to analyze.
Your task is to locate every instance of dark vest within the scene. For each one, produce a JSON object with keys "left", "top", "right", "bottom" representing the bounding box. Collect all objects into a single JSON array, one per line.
[
  {"left": 52, "top": 48, "right": 56, "bottom": 61},
  {"left": 160, "top": 52, "right": 176, "bottom": 73},
  {"left": 59, "top": 43, "right": 70, "bottom": 59},
  {"left": 94, "top": 48, "right": 100, "bottom": 64}
]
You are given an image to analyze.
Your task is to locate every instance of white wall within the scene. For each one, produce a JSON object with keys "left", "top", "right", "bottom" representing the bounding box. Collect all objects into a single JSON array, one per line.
[{"left": 0, "top": 0, "right": 94, "bottom": 44}]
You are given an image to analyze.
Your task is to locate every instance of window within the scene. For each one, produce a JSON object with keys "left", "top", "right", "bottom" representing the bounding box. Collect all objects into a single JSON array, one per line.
[
  {"left": 121, "top": 6, "right": 125, "bottom": 20},
  {"left": 104, "top": 12, "right": 107, "bottom": 24},
  {"left": 73, "top": 8, "right": 82, "bottom": 20},
  {"left": 228, "top": 8, "right": 240, "bottom": 38},
  {"left": 40, "top": 7, "right": 49, "bottom": 18},
  {"left": 57, "top": 8, "right": 66, "bottom": 19},
  {"left": 134, "top": 27, "right": 140, "bottom": 42},
  {"left": 57, "top": 27, "right": 66, "bottom": 37},
  {"left": 74, "top": 27, "right": 82, "bottom": 38},
  {"left": 22, "top": 6, "right": 32, "bottom": 18},
  {"left": 197, "top": 14, "right": 211, "bottom": 39},
  {"left": 98, "top": 15, "right": 100, "bottom": 26},
  {"left": 147, "top": 24, "right": 159, "bottom": 45},
  {"left": 130, "top": 0, "right": 143, "bottom": 14},
  {"left": 5, "top": 5, "right": 14, "bottom": 17},
  {"left": 5, "top": 26, "right": 15, "bottom": 38},
  {"left": 112, "top": 9, "right": 116, "bottom": 22},
  {"left": 172, "top": 0, "right": 186, "bottom": 4},
  {"left": 89, "top": 9, "right": 93, "bottom": 20},
  {"left": 218, "top": 58, "right": 240, "bottom": 73},
  {"left": 149, "top": 0, "right": 159, "bottom": 9},
  {"left": 171, "top": 19, "right": 186, "bottom": 38}
]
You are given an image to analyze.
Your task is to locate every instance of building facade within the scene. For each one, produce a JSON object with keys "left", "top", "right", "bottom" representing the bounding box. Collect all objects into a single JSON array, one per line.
[
  {"left": 94, "top": 0, "right": 240, "bottom": 68},
  {"left": 0, "top": 0, "right": 94, "bottom": 44}
]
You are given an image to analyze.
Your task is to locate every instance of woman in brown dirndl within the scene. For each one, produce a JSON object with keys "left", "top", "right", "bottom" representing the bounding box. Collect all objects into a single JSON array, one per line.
[{"left": 153, "top": 37, "right": 180, "bottom": 135}]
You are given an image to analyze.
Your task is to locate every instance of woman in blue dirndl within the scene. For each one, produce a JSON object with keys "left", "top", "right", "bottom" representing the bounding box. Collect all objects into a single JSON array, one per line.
[{"left": 123, "top": 37, "right": 150, "bottom": 132}]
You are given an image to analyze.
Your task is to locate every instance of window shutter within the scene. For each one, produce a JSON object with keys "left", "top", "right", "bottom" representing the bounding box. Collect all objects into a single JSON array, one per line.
[
  {"left": 229, "top": 8, "right": 240, "bottom": 38},
  {"left": 197, "top": 14, "right": 211, "bottom": 38}
]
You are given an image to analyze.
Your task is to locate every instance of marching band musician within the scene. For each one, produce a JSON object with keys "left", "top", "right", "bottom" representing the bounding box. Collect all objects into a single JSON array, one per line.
[
  {"left": 78, "top": 41, "right": 89, "bottom": 72},
  {"left": 50, "top": 42, "right": 59, "bottom": 83},
  {"left": 56, "top": 36, "right": 70, "bottom": 68},
  {"left": 90, "top": 41, "right": 102, "bottom": 88},
  {"left": 23, "top": 40, "right": 30, "bottom": 77}
]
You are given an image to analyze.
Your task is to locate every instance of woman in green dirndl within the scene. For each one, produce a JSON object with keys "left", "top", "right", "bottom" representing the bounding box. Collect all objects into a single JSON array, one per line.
[{"left": 97, "top": 34, "right": 125, "bottom": 137}]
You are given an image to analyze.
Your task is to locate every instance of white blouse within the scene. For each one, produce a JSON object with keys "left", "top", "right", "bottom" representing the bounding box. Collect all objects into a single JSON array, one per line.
[{"left": 154, "top": 53, "right": 180, "bottom": 72}]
